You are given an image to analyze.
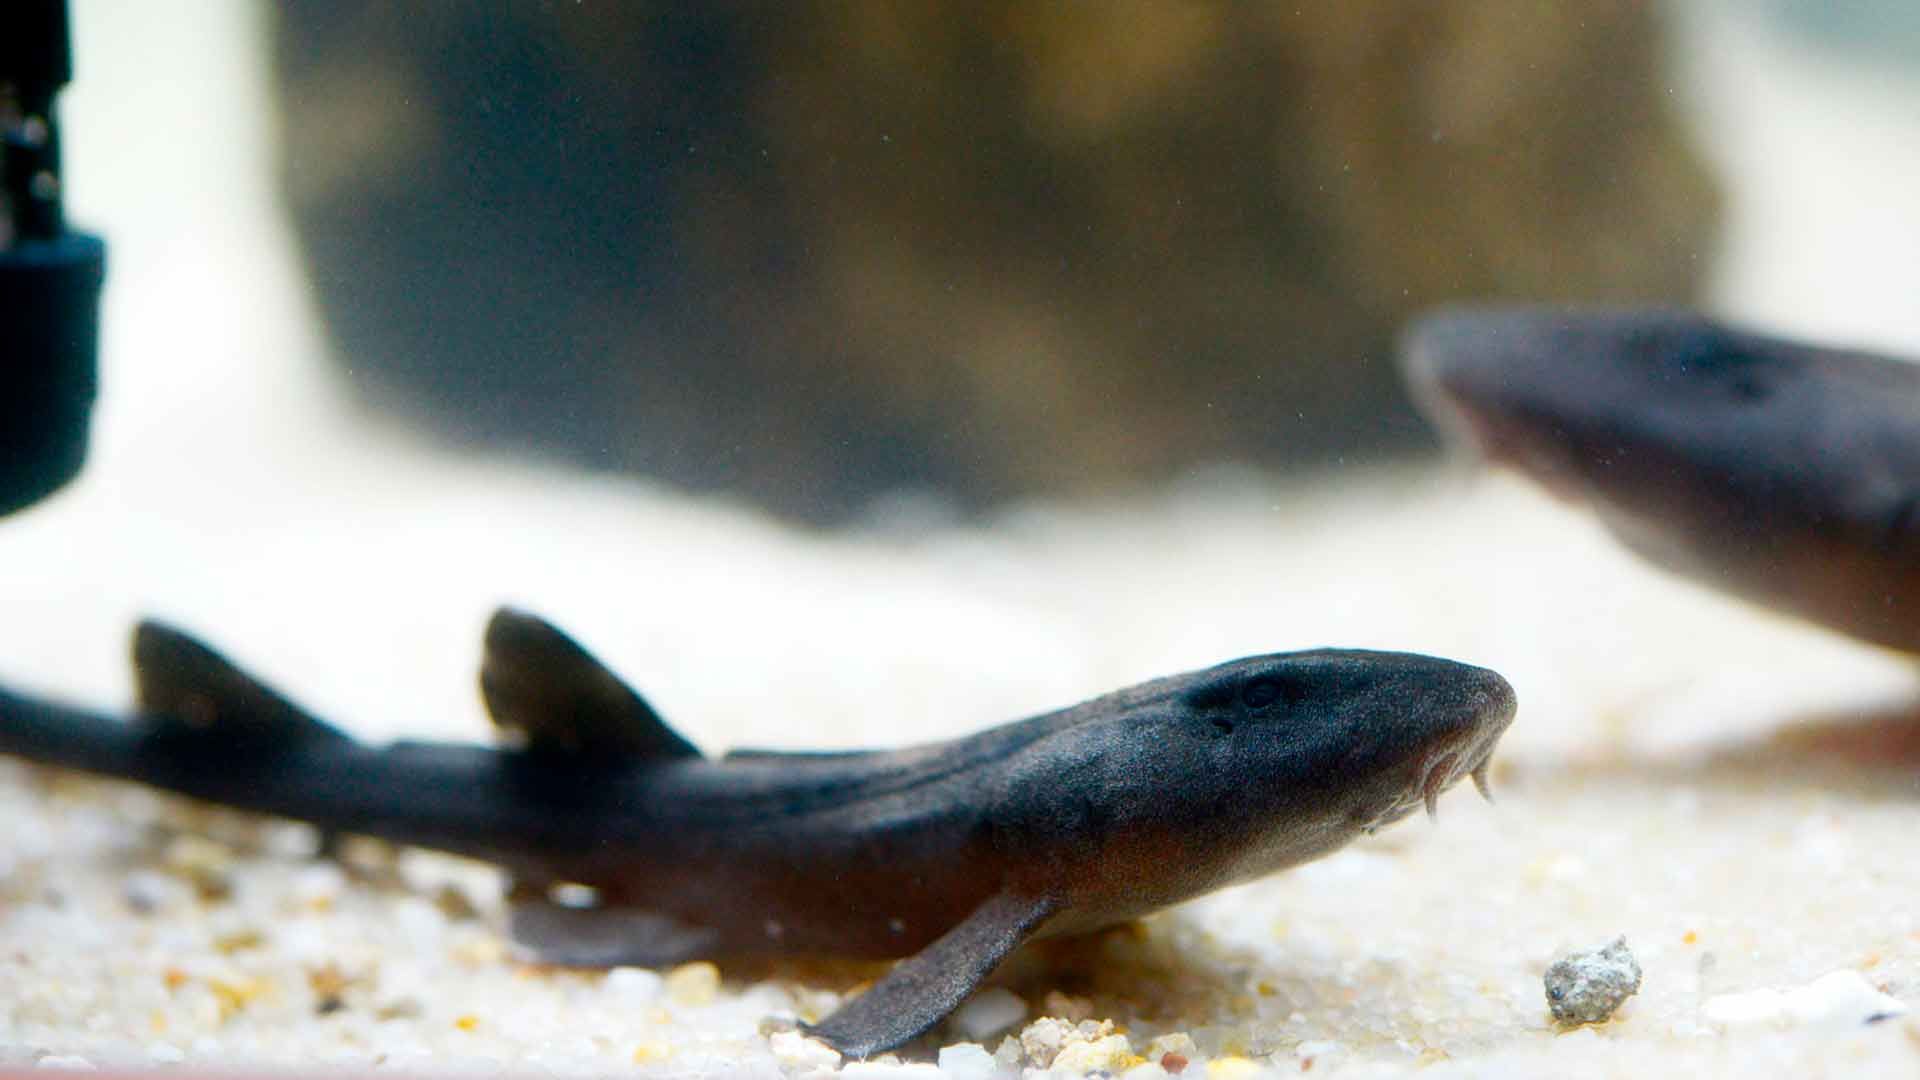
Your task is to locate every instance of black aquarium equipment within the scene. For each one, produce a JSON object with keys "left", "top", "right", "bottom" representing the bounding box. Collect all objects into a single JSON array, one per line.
[{"left": 1, "top": 0, "right": 106, "bottom": 515}]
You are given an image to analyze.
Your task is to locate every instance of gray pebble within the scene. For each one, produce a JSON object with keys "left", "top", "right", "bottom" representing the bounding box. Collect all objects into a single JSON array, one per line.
[
  {"left": 1544, "top": 936, "right": 1642, "bottom": 1025},
  {"left": 122, "top": 870, "right": 181, "bottom": 915}
]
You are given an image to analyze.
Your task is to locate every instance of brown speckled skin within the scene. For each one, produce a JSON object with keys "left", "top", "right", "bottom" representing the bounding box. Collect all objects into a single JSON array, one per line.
[
  {"left": 0, "top": 614, "right": 1515, "bottom": 1056},
  {"left": 1404, "top": 307, "right": 1920, "bottom": 655}
]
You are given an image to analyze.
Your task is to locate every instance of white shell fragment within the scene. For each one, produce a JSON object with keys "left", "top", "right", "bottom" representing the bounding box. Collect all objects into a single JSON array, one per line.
[
  {"left": 1702, "top": 970, "right": 1908, "bottom": 1030},
  {"left": 946, "top": 986, "right": 1029, "bottom": 1043},
  {"left": 934, "top": 1042, "right": 997, "bottom": 1080}
]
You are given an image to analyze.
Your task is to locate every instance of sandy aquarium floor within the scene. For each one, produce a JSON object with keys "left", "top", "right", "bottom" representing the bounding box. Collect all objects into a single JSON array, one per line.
[
  {"left": 5, "top": 1, "right": 1920, "bottom": 1077},
  {"left": 4, "top": 464, "right": 1920, "bottom": 1080}
]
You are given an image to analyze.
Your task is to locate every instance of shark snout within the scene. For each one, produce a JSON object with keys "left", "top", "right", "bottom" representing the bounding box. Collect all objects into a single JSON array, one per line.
[
  {"left": 1400, "top": 305, "right": 1586, "bottom": 400},
  {"left": 1401, "top": 311, "right": 1599, "bottom": 502},
  {"left": 1402, "top": 313, "right": 1538, "bottom": 454},
  {"left": 1429, "top": 666, "right": 1515, "bottom": 813},
  {"left": 1374, "top": 665, "right": 1516, "bottom": 829},
  {"left": 1399, "top": 308, "right": 1526, "bottom": 406},
  {"left": 1470, "top": 667, "right": 1518, "bottom": 731}
]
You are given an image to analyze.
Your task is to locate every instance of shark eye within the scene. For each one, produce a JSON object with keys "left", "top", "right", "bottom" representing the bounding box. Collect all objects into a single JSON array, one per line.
[
  {"left": 1726, "top": 371, "right": 1770, "bottom": 402},
  {"left": 1240, "top": 679, "right": 1281, "bottom": 709},
  {"left": 1664, "top": 329, "right": 1772, "bottom": 403}
]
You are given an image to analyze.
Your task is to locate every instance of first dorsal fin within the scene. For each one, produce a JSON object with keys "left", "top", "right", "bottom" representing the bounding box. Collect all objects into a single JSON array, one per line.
[
  {"left": 131, "top": 620, "right": 353, "bottom": 745},
  {"left": 480, "top": 608, "right": 700, "bottom": 762}
]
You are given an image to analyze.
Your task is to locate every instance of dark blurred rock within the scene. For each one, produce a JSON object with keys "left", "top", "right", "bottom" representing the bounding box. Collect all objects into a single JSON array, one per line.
[{"left": 273, "top": 2, "right": 1716, "bottom": 521}]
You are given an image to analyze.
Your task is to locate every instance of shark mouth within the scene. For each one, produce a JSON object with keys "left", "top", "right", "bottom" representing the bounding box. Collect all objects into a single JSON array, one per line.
[
  {"left": 1367, "top": 734, "right": 1501, "bottom": 833},
  {"left": 1418, "top": 748, "right": 1495, "bottom": 820},
  {"left": 1436, "top": 396, "right": 1593, "bottom": 507}
]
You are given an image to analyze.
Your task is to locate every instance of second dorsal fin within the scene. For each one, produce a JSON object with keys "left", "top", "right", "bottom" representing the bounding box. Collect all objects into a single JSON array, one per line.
[
  {"left": 480, "top": 607, "right": 701, "bottom": 762},
  {"left": 131, "top": 620, "right": 353, "bottom": 745}
]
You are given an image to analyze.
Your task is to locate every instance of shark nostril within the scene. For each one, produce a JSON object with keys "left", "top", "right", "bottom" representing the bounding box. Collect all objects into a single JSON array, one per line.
[{"left": 1475, "top": 672, "right": 1519, "bottom": 729}]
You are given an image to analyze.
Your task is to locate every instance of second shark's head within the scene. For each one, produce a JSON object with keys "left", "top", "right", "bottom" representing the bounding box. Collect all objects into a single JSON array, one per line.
[
  {"left": 989, "top": 648, "right": 1516, "bottom": 924},
  {"left": 1401, "top": 307, "right": 1800, "bottom": 510},
  {"left": 1399, "top": 305, "right": 1920, "bottom": 652}
]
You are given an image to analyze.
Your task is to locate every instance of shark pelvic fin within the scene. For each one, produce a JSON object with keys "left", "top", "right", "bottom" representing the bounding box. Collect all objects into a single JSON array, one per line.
[
  {"left": 480, "top": 607, "right": 700, "bottom": 762},
  {"left": 131, "top": 620, "right": 352, "bottom": 746},
  {"left": 504, "top": 881, "right": 720, "bottom": 968}
]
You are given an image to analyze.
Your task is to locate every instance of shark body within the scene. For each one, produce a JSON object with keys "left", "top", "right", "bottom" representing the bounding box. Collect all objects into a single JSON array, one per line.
[{"left": 0, "top": 610, "right": 1515, "bottom": 1057}]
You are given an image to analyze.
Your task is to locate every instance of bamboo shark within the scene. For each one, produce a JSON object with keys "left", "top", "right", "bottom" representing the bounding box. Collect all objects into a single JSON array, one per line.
[
  {"left": 1403, "top": 306, "right": 1920, "bottom": 655},
  {"left": 0, "top": 610, "right": 1516, "bottom": 1057}
]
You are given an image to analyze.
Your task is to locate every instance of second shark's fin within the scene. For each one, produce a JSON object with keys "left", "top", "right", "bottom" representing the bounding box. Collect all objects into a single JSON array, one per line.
[
  {"left": 131, "top": 620, "right": 352, "bottom": 746},
  {"left": 802, "top": 891, "right": 1061, "bottom": 1059},
  {"left": 480, "top": 607, "right": 701, "bottom": 762}
]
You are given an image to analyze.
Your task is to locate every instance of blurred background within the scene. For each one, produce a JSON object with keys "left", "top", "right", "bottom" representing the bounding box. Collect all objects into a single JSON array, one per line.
[
  {"left": 270, "top": 2, "right": 1720, "bottom": 521},
  {"left": 258, "top": 0, "right": 1918, "bottom": 522}
]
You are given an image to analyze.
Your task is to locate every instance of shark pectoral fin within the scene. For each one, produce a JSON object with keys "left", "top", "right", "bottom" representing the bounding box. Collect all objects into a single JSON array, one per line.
[
  {"left": 507, "top": 896, "right": 720, "bottom": 968},
  {"left": 131, "top": 621, "right": 351, "bottom": 746},
  {"left": 803, "top": 891, "right": 1061, "bottom": 1060},
  {"left": 480, "top": 607, "right": 701, "bottom": 762}
]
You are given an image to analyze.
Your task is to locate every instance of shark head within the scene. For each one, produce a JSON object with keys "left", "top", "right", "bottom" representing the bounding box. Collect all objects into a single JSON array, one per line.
[
  {"left": 989, "top": 648, "right": 1516, "bottom": 924},
  {"left": 1401, "top": 307, "right": 1802, "bottom": 509},
  {"left": 1400, "top": 305, "right": 1920, "bottom": 652}
]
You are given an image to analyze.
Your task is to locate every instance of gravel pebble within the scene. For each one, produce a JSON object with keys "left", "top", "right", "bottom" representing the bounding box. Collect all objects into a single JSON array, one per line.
[
  {"left": 947, "top": 987, "right": 1028, "bottom": 1043},
  {"left": 1018, "top": 1016, "right": 1072, "bottom": 1067},
  {"left": 934, "top": 1041, "right": 996, "bottom": 1079},
  {"left": 604, "top": 966, "right": 665, "bottom": 1001},
  {"left": 768, "top": 1029, "right": 840, "bottom": 1071},
  {"left": 1544, "top": 936, "right": 1642, "bottom": 1025},
  {"left": 1051, "top": 1032, "right": 1136, "bottom": 1073},
  {"left": 664, "top": 961, "right": 721, "bottom": 1006}
]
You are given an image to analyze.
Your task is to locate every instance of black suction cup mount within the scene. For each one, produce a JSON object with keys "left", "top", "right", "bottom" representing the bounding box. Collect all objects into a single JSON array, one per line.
[{"left": 2, "top": 0, "right": 107, "bottom": 515}]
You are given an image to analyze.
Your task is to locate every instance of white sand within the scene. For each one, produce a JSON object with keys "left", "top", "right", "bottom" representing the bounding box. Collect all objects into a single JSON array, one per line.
[
  {"left": 5, "top": 463, "right": 1920, "bottom": 1078},
  {"left": 3, "top": 2, "right": 1920, "bottom": 1076}
]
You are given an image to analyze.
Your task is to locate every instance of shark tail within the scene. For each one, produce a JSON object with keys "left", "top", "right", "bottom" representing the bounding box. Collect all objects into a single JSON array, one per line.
[
  {"left": 0, "top": 681, "right": 149, "bottom": 779},
  {"left": 0, "top": 622, "right": 364, "bottom": 819}
]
